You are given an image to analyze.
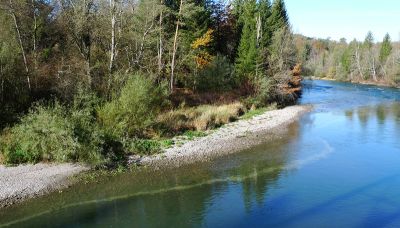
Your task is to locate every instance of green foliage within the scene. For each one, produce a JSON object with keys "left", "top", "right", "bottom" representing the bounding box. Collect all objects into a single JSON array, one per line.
[
  {"left": 269, "top": 26, "right": 296, "bottom": 74},
  {"left": 246, "top": 77, "right": 276, "bottom": 107},
  {"left": 380, "top": 33, "right": 392, "bottom": 63},
  {"left": 235, "top": 0, "right": 258, "bottom": 78},
  {"left": 197, "top": 55, "right": 237, "bottom": 91},
  {"left": 340, "top": 47, "right": 352, "bottom": 74},
  {"left": 124, "top": 139, "right": 162, "bottom": 155},
  {"left": 98, "top": 74, "right": 168, "bottom": 138},
  {"left": 268, "top": 0, "right": 289, "bottom": 32},
  {"left": 68, "top": 89, "right": 105, "bottom": 162},
  {"left": 0, "top": 103, "right": 79, "bottom": 164},
  {"left": 183, "top": 130, "right": 207, "bottom": 140},
  {"left": 364, "top": 31, "right": 374, "bottom": 49}
]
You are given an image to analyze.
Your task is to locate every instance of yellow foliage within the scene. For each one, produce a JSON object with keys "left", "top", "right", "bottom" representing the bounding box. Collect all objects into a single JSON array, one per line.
[
  {"left": 195, "top": 52, "right": 213, "bottom": 69},
  {"left": 191, "top": 29, "right": 214, "bottom": 50}
]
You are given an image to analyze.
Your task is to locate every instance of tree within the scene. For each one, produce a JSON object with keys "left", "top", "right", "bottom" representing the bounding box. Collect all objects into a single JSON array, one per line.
[
  {"left": 268, "top": 26, "right": 296, "bottom": 75},
  {"left": 363, "top": 31, "right": 377, "bottom": 81},
  {"left": 235, "top": 0, "right": 257, "bottom": 78},
  {"left": 379, "top": 33, "right": 392, "bottom": 63},
  {"left": 268, "top": 0, "right": 289, "bottom": 32},
  {"left": 59, "top": 0, "right": 96, "bottom": 87}
]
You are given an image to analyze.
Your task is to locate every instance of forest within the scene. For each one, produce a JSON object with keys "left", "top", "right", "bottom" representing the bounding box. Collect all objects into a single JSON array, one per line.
[
  {"left": 0, "top": 0, "right": 301, "bottom": 165},
  {"left": 298, "top": 32, "right": 400, "bottom": 85}
]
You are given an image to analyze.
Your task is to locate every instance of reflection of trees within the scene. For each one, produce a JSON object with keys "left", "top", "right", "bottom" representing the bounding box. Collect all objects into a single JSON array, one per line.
[
  {"left": 357, "top": 106, "right": 371, "bottom": 127},
  {"left": 345, "top": 102, "right": 400, "bottom": 128},
  {"left": 376, "top": 104, "right": 387, "bottom": 124},
  {"left": 227, "top": 122, "right": 301, "bottom": 212}
]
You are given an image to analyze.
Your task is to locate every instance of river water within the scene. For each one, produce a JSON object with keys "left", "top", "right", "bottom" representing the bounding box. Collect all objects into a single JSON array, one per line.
[{"left": 2, "top": 80, "right": 400, "bottom": 227}]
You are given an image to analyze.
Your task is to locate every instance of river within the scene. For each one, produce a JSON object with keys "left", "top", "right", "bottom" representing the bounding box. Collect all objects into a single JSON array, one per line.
[{"left": 2, "top": 79, "right": 400, "bottom": 227}]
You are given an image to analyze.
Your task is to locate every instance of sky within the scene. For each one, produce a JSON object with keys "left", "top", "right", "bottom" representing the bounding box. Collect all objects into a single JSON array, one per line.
[{"left": 285, "top": 0, "right": 400, "bottom": 42}]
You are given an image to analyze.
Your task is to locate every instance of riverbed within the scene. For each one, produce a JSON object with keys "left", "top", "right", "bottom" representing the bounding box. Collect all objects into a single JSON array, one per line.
[{"left": 2, "top": 79, "right": 400, "bottom": 227}]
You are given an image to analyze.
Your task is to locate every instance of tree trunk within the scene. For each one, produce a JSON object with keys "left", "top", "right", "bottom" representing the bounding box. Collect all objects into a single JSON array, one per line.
[
  {"left": 170, "top": 0, "right": 183, "bottom": 92},
  {"left": 108, "top": 0, "right": 117, "bottom": 91},
  {"left": 255, "top": 13, "right": 261, "bottom": 78},
  {"left": 371, "top": 56, "right": 377, "bottom": 81},
  {"left": 355, "top": 44, "right": 363, "bottom": 79},
  {"left": 158, "top": 0, "right": 163, "bottom": 76},
  {"left": 10, "top": 5, "right": 30, "bottom": 90}
]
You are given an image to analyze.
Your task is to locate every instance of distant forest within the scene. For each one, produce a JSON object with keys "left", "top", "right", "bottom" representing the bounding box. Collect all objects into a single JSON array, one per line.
[{"left": 297, "top": 32, "right": 400, "bottom": 85}]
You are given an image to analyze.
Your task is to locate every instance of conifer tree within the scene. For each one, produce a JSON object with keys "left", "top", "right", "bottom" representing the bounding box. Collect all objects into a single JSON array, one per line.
[
  {"left": 268, "top": 0, "right": 289, "bottom": 32},
  {"left": 256, "top": 0, "right": 272, "bottom": 76},
  {"left": 258, "top": 0, "right": 272, "bottom": 48},
  {"left": 380, "top": 33, "right": 392, "bottom": 63},
  {"left": 235, "top": 0, "right": 257, "bottom": 78}
]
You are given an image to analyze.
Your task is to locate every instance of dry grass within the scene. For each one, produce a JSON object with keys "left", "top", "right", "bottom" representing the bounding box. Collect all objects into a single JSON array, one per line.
[{"left": 157, "top": 102, "right": 246, "bottom": 134}]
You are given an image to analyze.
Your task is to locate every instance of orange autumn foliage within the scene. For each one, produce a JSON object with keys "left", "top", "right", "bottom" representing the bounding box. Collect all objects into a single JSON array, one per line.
[{"left": 191, "top": 29, "right": 214, "bottom": 69}]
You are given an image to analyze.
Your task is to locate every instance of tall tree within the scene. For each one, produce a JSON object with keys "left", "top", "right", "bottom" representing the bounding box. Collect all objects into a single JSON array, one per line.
[
  {"left": 268, "top": 0, "right": 289, "bottom": 32},
  {"left": 235, "top": 0, "right": 257, "bottom": 78},
  {"left": 379, "top": 33, "right": 392, "bottom": 63},
  {"left": 363, "top": 31, "right": 377, "bottom": 81},
  {"left": 170, "top": 0, "right": 183, "bottom": 91}
]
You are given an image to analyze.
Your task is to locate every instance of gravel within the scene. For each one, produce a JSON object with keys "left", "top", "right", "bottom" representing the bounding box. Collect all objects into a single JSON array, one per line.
[
  {"left": 139, "top": 105, "right": 312, "bottom": 167},
  {"left": 0, "top": 163, "right": 88, "bottom": 208},
  {"left": 0, "top": 105, "right": 311, "bottom": 208}
]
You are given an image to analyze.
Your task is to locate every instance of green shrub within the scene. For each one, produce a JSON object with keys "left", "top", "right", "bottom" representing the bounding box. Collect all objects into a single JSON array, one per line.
[
  {"left": 123, "top": 139, "right": 162, "bottom": 155},
  {"left": 68, "top": 89, "right": 105, "bottom": 163},
  {"left": 245, "top": 77, "right": 276, "bottom": 108},
  {"left": 98, "top": 74, "right": 168, "bottom": 138},
  {"left": 0, "top": 103, "right": 79, "bottom": 164},
  {"left": 183, "top": 130, "right": 207, "bottom": 140}
]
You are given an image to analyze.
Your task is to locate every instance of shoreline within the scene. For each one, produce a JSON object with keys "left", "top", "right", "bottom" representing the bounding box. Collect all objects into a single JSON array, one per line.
[
  {"left": 0, "top": 163, "right": 89, "bottom": 208},
  {"left": 0, "top": 105, "right": 311, "bottom": 208},
  {"left": 309, "top": 76, "right": 400, "bottom": 89},
  {"left": 138, "top": 105, "right": 312, "bottom": 168}
]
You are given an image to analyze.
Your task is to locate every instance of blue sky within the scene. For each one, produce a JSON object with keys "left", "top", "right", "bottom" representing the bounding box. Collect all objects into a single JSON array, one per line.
[{"left": 285, "top": 0, "right": 400, "bottom": 42}]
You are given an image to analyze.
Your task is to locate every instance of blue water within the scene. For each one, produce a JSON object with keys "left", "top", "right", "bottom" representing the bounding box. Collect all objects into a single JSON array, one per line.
[{"left": 2, "top": 80, "right": 400, "bottom": 227}]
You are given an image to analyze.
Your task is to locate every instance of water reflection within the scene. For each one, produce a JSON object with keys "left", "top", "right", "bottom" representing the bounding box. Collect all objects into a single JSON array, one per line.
[
  {"left": 0, "top": 123, "right": 301, "bottom": 227},
  {"left": 346, "top": 102, "right": 400, "bottom": 127}
]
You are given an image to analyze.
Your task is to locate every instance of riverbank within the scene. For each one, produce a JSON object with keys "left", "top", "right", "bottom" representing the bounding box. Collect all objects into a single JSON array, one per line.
[
  {"left": 138, "top": 105, "right": 312, "bottom": 167},
  {"left": 0, "top": 105, "right": 311, "bottom": 208},
  {"left": 309, "top": 76, "right": 400, "bottom": 88},
  {"left": 0, "top": 163, "right": 88, "bottom": 208}
]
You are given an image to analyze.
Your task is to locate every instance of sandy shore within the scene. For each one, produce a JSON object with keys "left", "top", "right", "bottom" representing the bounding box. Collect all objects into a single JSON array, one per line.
[
  {"left": 138, "top": 105, "right": 312, "bottom": 167},
  {"left": 0, "top": 163, "right": 88, "bottom": 208},
  {"left": 0, "top": 105, "right": 311, "bottom": 208}
]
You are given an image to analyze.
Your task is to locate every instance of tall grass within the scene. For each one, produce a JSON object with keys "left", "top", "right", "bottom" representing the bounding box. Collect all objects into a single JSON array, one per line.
[{"left": 157, "top": 102, "right": 246, "bottom": 134}]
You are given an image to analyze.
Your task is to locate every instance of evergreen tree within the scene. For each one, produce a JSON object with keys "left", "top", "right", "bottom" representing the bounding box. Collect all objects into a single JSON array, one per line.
[
  {"left": 364, "top": 31, "right": 374, "bottom": 49},
  {"left": 258, "top": 0, "right": 272, "bottom": 48},
  {"left": 380, "top": 33, "right": 392, "bottom": 63},
  {"left": 235, "top": 0, "right": 258, "bottom": 78},
  {"left": 268, "top": 0, "right": 289, "bottom": 32}
]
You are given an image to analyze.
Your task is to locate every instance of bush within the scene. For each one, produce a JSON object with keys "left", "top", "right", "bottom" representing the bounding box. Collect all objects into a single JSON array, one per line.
[
  {"left": 0, "top": 103, "right": 79, "bottom": 164},
  {"left": 123, "top": 139, "right": 162, "bottom": 155},
  {"left": 246, "top": 77, "right": 276, "bottom": 108},
  {"left": 98, "top": 74, "right": 168, "bottom": 138},
  {"left": 68, "top": 89, "right": 105, "bottom": 163},
  {"left": 0, "top": 90, "right": 123, "bottom": 165}
]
